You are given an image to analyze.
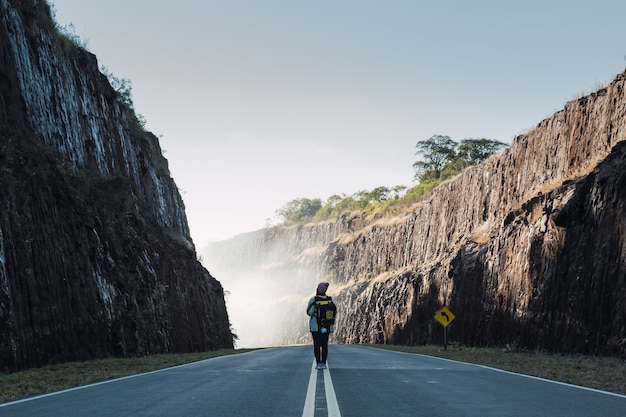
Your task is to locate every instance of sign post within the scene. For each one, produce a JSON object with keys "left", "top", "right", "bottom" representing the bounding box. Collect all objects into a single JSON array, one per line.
[{"left": 434, "top": 307, "right": 455, "bottom": 350}]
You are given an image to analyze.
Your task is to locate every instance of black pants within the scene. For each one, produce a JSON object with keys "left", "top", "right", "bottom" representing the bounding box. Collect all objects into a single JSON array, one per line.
[{"left": 311, "top": 331, "right": 330, "bottom": 364}]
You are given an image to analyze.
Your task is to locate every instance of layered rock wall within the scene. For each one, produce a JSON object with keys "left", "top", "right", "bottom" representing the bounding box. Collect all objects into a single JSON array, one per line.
[
  {"left": 207, "top": 70, "right": 626, "bottom": 356},
  {"left": 0, "top": 0, "right": 232, "bottom": 372},
  {"left": 327, "top": 73, "right": 626, "bottom": 356}
]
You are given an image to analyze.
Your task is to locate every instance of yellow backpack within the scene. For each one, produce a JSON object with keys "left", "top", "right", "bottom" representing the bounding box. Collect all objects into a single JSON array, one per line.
[{"left": 314, "top": 295, "right": 336, "bottom": 328}]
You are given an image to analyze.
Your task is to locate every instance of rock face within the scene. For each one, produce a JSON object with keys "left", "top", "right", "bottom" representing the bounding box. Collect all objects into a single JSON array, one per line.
[
  {"left": 0, "top": 0, "right": 232, "bottom": 372},
  {"left": 205, "top": 71, "right": 626, "bottom": 356}
]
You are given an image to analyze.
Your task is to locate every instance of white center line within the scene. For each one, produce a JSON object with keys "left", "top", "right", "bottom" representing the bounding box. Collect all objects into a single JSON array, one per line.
[
  {"left": 302, "top": 361, "right": 342, "bottom": 417},
  {"left": 323, "top": 365, "right": 342, "bottom": 417}
]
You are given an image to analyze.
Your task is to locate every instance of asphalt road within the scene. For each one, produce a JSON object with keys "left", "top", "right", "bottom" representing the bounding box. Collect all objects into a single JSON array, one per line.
[{"left": 1, "top": 344, "right": 624, "bottom": 417}]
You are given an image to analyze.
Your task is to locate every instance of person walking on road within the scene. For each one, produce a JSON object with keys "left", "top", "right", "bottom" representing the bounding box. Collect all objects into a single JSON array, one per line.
[{"left": 306, "top": 282, "right": 337, "bottom": 370}]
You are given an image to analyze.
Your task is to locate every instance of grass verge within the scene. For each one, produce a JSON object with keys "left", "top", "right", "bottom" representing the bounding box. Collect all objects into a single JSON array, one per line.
[
  {"left": 365, "top": 344, "right": 626, "bottom": 396},
  {"left": 0, "top": 349, "right": 255, "bottom": 404}
]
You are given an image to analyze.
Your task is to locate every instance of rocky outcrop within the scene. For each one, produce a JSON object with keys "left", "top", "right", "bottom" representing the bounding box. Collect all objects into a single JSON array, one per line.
[
  {"left": 327, "top": 73, "right": 626, "bottom": 356},
  {"left": 0, "top": 0, "right": 232, "bottom": 372},
  {"left": 330, "top": 140, "right": 626, "bottom": 356},
  {"left": 205, "top": 70, "right": 626, "bottom": 356}
]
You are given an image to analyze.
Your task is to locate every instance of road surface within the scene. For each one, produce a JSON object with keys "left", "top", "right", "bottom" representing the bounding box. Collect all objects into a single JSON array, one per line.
[{"left": 1, "top": 344, "right": 624, "bottom": 416}]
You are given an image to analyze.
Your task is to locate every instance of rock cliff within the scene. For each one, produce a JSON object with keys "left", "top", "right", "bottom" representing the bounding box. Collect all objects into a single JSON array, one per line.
[
  {"left": 0, "top": 0, "right": 233, "bottom": 372},
  {"left": 204, "top": 71, "right": 626, "bottom": 356}
]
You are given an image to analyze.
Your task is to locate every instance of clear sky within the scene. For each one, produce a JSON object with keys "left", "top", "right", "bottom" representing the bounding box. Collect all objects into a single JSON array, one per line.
[{"left": 50, "top": 0, "right": 626, "bottom": 246}]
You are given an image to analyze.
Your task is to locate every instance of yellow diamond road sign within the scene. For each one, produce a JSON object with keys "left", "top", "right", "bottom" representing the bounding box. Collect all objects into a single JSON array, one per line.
[{"left": 435, "top": 307, "right": 455, "bottom": 327}]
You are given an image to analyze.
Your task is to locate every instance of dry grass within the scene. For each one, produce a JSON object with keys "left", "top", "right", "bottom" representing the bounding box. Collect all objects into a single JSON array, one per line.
[
  {"left": 367, "top": 344, "right": 626, "bottom": 396},
  {"left": 471, "top": 222, "right": 490, "bottom": 244}
]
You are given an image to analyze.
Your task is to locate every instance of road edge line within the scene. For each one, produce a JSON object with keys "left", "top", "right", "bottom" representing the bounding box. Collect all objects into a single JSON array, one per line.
[{"left": 361, "top": 345, "right": 626, "bottom": 399}]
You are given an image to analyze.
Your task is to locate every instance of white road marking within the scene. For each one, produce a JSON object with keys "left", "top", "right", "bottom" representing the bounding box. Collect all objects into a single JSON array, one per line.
[
  {"left": 382, "top": 348, "right": 626, "bottom": 399},
  {"left": 323, "top": 365, "right": 342, "bottom": 417},
  {"left": 0, "top": 363, "right": 180, "bottom": 408},
  {"left": 302, "top": 361, "right": 317, "bottom": 417},
  {"left": 302, "top": 361, "right": 342, "bottom": 417}
]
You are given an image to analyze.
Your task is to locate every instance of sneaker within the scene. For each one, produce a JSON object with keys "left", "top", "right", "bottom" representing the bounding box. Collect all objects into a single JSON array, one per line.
[
  {"left": 321, "top": 363, "right": 327, "bottom": 369},
  {"left": 316, "top": 364, "right": 323, "bottom": 370}
]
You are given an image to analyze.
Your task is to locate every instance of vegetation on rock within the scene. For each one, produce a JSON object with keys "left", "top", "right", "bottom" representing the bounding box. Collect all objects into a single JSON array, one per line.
[{"left": 276, "top": 135, "right": 508, "bottom": 225}]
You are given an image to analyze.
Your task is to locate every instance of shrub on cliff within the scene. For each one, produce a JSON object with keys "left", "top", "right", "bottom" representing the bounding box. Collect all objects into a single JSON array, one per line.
[{"left": 275, "top": 136, "right": 508, "bottom": 227}]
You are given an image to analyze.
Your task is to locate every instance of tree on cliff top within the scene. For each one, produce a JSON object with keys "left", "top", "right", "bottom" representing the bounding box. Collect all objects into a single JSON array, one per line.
[
  {"left": 457, "top": 138, "right": 509, "bottom": 165},
  {"left": 413, "top": 134, "right": 457, "bottom": 181},
  {"left": 413, "top": 135, "right": 508, "bottom": 182},
  {"left": 276, "top": 185, "right": 407, "bottom": 226},
  {"left": 276, "top": 198, "right": 322, "bottom": 224}
]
